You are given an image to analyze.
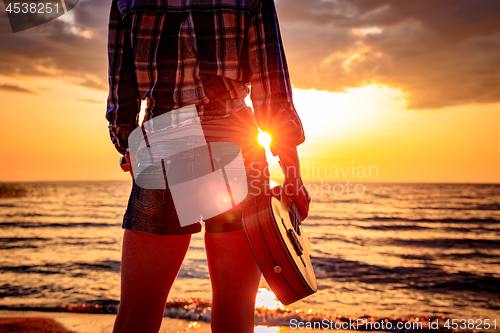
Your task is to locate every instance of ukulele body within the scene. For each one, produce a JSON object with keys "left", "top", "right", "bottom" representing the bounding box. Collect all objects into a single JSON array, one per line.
[{"left": 242, "top": 186, "right": 317, "bottom": 305}]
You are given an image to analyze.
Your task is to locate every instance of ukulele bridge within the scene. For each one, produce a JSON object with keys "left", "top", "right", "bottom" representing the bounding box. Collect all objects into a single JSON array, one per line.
[{"left": 287, "top": 228, "right": 304, "bottom": 256}]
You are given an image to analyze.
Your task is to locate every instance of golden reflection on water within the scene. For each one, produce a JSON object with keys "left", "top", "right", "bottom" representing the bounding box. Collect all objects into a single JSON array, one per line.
[
  {"left": 254, "top": 288, "right": 284, "bottom": 310},
  {"left": 254, "top": 326, "right": 281, "bottom": 332},
  {"left": 186, "top": 321, "right": 200, "bottom": 330}
]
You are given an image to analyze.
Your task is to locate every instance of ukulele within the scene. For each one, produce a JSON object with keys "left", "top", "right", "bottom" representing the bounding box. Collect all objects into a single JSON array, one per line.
[{"left": 242, "top": 185, "right": 317, "bottom": 305}]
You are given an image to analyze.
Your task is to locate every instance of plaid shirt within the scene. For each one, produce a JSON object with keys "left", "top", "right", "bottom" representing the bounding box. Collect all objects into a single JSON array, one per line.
[{"left": 106, "top": 0, "right": 305, "bottom": 155}]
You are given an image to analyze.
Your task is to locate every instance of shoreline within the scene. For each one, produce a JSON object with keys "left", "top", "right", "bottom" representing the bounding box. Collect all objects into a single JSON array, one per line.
[
  {"left": 0, "top": 306, "right": 464, "bottom": 332},
  {"left": 0, "top": 310, "right": 349, "bottom": 332}
]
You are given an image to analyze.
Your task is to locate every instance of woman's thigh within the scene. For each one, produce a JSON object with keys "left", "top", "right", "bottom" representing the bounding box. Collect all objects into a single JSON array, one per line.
[
  {"left": 119, "top": 230, "right": 191, "bottom": 301},
  {"left": 204, "top": 230, "right": 261, "bottom": 333},
  {"left": 115, "top": 230, "right": 191, "bottom": 333}
]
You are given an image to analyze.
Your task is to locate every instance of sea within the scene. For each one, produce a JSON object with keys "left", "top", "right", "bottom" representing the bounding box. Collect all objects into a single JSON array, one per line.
[{"left": 1, "top": 182, "right": 499, "bottom": 331}]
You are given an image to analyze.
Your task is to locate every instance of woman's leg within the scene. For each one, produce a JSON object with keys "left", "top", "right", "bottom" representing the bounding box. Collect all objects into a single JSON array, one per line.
[
  {"left": 205, "top": 230, "right": 261, "bottom": 333},
  {"left": 112, "top": 229, "right": 191, "bottom": 333}
]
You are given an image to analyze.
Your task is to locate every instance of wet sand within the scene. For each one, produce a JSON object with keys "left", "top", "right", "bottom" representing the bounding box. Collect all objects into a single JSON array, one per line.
[
  {"left": 0, "top": 311, "right": 344, "bottom": 332},
  {"left": 0, "top": 317, "right": 69, "bottom": 333},
  {"left": 0, "top": 311, "right": 211, "bottom": 333}
]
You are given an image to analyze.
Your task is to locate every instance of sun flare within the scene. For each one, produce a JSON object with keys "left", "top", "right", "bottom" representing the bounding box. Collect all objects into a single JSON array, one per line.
[{"left": 258, "top": 131, "right": 272, "bottom": 148}]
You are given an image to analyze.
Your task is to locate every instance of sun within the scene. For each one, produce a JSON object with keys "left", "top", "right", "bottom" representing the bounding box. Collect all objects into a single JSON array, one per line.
[{"left": 258, "top": 131, "right": 272, "bottom": 148}]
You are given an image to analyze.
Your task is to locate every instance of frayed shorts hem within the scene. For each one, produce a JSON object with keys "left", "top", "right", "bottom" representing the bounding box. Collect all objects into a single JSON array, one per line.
[
  {"left": 122, "top": 214, "right": 246, "bottom": 235},
  {"left": 122, "top": 216, "right": 203, "bottom": 235}
]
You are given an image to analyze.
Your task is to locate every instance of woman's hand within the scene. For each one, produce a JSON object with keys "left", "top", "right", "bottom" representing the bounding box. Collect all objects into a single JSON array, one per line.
[
  {"left": 283, "top": 175, "right": 311, "bottom": 221},
  {"left": 277, "top": 146, "right": 311, "bottom": 221},
  {"left": 120, "top": 153, "right": 134, "bottom": 178}
]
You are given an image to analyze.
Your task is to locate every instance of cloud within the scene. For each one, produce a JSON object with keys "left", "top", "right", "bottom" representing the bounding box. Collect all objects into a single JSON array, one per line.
[
  {"left": 73, "top": 76, "right": 107, "bottom": 91},
  {"left": 275, "top": 0, "right": 500, "bottom": 108},
  {"left": 76, "top": 98, "right": 104, "bottom": 104},
  {"left": 0, "top": 0, "right": 499, "bottom": 109},
  {"left": 0, "top": 83, "right": 34, "bottom": 94},
  {"left": 0, "top": 0, "right": 109, "bottom": 89}
]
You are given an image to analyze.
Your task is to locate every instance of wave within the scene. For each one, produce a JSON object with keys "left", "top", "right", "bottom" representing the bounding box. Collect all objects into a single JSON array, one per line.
[
  {"left": 366, "top": 216, "right": 500, "bottom": 223},
  {"left": 355, "top": 224, "right": 430, "bottom": 231},
  {"left": 0, "top": 222, "right": 121, "bottom": 229},
  {"left": 2, "top": 212, "right": 120, "bottom": 218},
  {"left": 0, "top": 237, "right": 49, "bottom": 250},
  {"left": 306, "top": 222, "right": 500, "bottom": 235},
  {"left": 386, "top": 238, "right": 500, "bottom": 250},
  {"left": 307, "top": 215, "right": 500, "bottom": 224},
  {"left": 310, "top": 256, "right": 500, "bottom": 296},
  {"left": 412, "top": 203, "right": 500, "bottom": 211},
  {"left": 355, "top": 224, "right": 500, "bottom": 232},
  {"left": 310, "top": 234, "right": 500, "bottom": 252},
  {"left": 0, "top": 261, "right": 121, "bottom": 277},
  {"left": 310, "top": 216, "right": 500, "bottom": 224}
]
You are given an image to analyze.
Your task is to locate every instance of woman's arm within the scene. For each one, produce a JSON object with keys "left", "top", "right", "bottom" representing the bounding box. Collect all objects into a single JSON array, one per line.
[
  {"left": 247, "top": 0, "right": 305, "bottom": 156},
  {"left": 106, "top": 0, "right": 141, "bottom": 155},
  {"left": 247, "top": 0, "right": 310, "bottom": 219}
]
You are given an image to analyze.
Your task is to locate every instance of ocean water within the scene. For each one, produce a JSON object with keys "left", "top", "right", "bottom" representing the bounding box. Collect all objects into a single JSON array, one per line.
[{"left": 0, "top": 182, "right": 499, "bottom": 330}]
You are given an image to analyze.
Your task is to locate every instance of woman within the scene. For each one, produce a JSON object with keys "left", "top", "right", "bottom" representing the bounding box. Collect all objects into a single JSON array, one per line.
[{"left": 106, "top": 0, "right": 310, "bottom": 332}]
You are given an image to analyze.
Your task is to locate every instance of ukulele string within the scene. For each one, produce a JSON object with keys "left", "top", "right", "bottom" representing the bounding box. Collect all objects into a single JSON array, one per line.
[{"left": 290, "top": 201, "right": 301, "bottom": 235}]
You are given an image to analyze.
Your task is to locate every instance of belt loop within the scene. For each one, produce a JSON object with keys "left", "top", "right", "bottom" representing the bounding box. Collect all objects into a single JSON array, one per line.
[{"left": 187, "top": 134, "right": 195, "bottom": 146}]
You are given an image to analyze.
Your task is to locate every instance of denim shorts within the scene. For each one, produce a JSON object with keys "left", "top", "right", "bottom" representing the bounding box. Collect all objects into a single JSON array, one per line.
[{"left": 122, "top": 107, "right": 270, "bottom": 235}]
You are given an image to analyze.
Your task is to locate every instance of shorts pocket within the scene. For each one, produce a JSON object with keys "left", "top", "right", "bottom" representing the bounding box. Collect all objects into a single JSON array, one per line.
[
  {"left": 131, "top": 159, "right": 170, "bottom": 211},
  {"left": 132, "top": 185, "right": 165, "bottom": 212}
]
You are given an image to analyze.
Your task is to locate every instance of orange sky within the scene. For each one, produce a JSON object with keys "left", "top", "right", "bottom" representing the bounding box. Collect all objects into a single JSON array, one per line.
[
  {"left": 1, "top": 76, "right": 498, "bottom": 183},
  {"left": 0, "top": 0, "right": 499, "bottom": 183}
]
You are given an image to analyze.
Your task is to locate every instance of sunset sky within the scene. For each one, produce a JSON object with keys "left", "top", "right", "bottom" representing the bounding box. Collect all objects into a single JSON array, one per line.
[{"left": 0, "top": 0, "right": 499, "bottom": 183}]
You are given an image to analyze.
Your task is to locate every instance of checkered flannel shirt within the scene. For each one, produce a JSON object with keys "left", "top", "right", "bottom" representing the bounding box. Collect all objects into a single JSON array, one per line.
[{"left": 106, "top": 0, "right": 305, "bottom": 156}]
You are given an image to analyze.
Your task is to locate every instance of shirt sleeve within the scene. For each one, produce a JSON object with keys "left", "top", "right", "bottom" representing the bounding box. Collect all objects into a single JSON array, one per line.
[
  {"left": 248, "top": 0, "right": 305, "bottom": 156},
  {"left": 105, "top": 0, "right": 141, "bottom": 155}
]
